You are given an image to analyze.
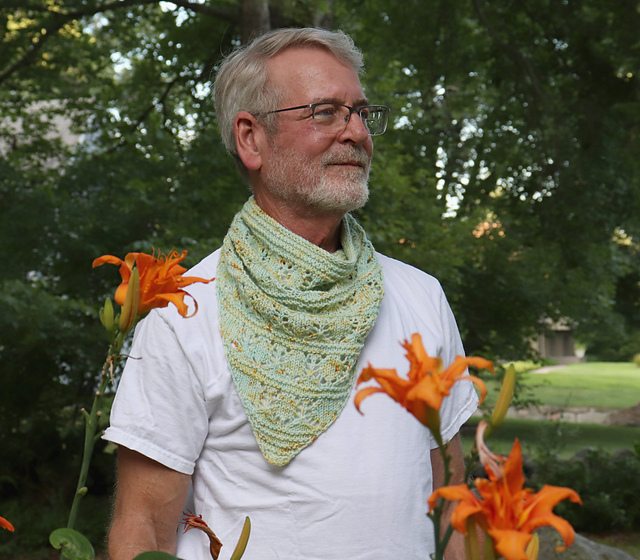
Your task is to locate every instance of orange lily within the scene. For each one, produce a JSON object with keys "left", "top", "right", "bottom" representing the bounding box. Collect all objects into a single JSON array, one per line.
[
  {"left": 0, "top": 516, "right": 14, "bottom": 532},
  {"left": 355, "top": 333, "right": 492, "bottom": 437},
  {"left": 93, "top": 250, "right": 213, "bottom": 319},
  {"left": 428, "top": 425, "right": 582, "bottom": 560},
  {"left": 182, "top": 512, "right": 223, "bottom": 560}
]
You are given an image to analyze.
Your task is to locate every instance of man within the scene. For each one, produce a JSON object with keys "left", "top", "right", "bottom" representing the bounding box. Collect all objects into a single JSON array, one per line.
[{"left": 106, "top": 28, "right": 477, "bottom": 560}]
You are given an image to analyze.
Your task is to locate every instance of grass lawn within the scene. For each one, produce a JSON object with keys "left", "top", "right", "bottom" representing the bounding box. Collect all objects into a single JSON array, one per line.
[
  {"left": 486, "top": 361, "right": 640, "bottom": 409},
  {"left": 467, "top": 361, "right": 640, "bottom": 457}
]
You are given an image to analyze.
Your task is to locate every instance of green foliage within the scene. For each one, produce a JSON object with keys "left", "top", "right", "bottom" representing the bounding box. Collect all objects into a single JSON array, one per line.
[
  {"left": 50, "top": 528, "right": 95, "bottom": 560},
  {"left": 462, "top": 418, "right": 640, "bottom": 459},
  {"left": 582, "top": 317, "right": 640, "bottom": 362},
  {"left": 532, "top": 448, "right": 640, "bottom": 533},
  {"left": 506, "top": 360, "right": 544, "bottom": 373},
  {"left": 0, "top": 494, "right": 110, "bottom": 560},
  {"left": 1, "top": 7, "right": 241, "bottom": 550},
  {"left": 338, "top": 0, "right": 640, "bottom": 358}
]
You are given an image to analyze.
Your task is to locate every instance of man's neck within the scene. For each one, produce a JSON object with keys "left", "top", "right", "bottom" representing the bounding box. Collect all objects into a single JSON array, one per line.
[{"left": 253, "top": 193, "right": 344, "bottom": 253}]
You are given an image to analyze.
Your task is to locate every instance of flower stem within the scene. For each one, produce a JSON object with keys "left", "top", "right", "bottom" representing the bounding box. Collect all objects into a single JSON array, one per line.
[
  {"left": 66, "top": 352, "right": 117, "bottom": 530},
  {"left": 429, "top": 440, "right": 452, "bottom": 560}
]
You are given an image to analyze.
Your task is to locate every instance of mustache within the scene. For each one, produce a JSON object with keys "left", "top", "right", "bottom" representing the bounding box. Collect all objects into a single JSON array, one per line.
[{"left": 322, "top": 147, "right": 370, "bottom": 167}]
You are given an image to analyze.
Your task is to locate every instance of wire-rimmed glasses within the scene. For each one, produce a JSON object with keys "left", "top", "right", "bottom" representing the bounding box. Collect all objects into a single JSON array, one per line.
[{"left": 263, "top": 102, "right": 390, "bottom": 136}]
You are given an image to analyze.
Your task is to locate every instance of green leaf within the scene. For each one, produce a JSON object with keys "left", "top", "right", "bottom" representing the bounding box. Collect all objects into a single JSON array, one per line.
[
  {"left": 49, "top": 528, "right": 95, "bottom": 560},
  {"left": 132, "top": 552, "right": 183, "bottom": 560}
]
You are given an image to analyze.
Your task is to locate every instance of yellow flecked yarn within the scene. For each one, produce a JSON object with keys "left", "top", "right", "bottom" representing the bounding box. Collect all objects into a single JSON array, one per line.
[{"left": 216, "top": 197, "right": 384, "bottom": 465}]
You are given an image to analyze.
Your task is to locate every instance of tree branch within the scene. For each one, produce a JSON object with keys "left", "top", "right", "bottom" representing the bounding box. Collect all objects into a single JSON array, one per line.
[
  {"left": 131, "top": 75, "right": 180, "bottom": 131},
  {"left": 106, "top": 74, "right": 184, "bottom": 154},
  {"left": 0, "top": 0, "right": 239, "bottom": 87},
  {"left": 0, "top": 0, "right": 238, "bottom": 20},
  {"left": 471, "top": 0, "right": 545, "bottom": 102},
  {"left": 0, "top": 20, "right": 67, "bottom": 86}
]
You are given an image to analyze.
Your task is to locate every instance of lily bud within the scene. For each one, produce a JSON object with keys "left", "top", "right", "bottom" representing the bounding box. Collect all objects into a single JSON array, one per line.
[
  {"left": 526, "top": 533, "right": 540, "bottom": 560},
  {"left": 464, "top": 517, "right": 481, "bottom": 560},
  {"left": 424, "top": 406, "right": 443, "bottom": 447},
  {"left": 483, "top": 533, "right": 497, "bottom": 560},
  {"left": 99, "top": 297, "right": 116, "bottom": 334},
  {"left": 118, "top": 267, "right": 140, "bottom": 335},
  {"left": 486, "top": 364, "right": 516, "bottom": 439},
  {"left": 230, "top": 517, "right": 251, "bottom": 560}
]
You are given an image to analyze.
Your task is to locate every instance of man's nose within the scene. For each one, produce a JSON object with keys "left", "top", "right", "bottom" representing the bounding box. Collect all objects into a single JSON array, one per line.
[{"left": 338, "top": 111, "right": 370, "bottom": 144}]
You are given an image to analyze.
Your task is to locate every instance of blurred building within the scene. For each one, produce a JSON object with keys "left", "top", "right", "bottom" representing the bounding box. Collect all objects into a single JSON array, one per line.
[{"left": 532, "top": 319, "right": 585, "bottom": 364}]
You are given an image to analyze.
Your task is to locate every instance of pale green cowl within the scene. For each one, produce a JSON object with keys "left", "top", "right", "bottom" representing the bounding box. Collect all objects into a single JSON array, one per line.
[{"left": 216, "top": 197, "right": 384, "bottom": 465}]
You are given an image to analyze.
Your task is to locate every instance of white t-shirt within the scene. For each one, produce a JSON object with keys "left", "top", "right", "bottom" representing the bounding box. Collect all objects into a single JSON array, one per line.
[{"left": 105, "top": 251, "right": 478, "bottom": 560}]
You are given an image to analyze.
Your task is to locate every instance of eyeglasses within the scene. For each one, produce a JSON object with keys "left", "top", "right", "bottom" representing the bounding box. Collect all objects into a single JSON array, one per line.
[{"left": 263, "top": 102, "right": 390, "bottom": 136}]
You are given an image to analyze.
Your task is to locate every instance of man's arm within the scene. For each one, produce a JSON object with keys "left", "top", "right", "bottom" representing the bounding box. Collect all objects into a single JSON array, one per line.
[
  {"left": 430, "top": 432, "right": 467, "bottom": 560},
  {"left": 109, "top": 446, "right": 191, "bottom": 560}
]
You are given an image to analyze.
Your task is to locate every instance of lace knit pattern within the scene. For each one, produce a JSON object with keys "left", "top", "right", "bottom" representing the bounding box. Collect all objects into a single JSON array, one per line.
[{"left": 216, "top": 198, "right": 384, "bottom": 465}]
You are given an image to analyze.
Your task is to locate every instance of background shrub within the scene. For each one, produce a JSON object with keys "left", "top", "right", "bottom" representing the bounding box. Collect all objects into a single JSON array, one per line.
[{"left": 530, "top": 445, "right": 640, "bottom": 533}]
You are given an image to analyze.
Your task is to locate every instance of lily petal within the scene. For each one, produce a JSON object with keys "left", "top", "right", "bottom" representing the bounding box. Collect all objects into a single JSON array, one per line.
[
  {"left": 429, "top": 484, "right": 483, "bottom": 534},
  {"left": 0, "top": 516, "right": 14, "bottom": 532},
  {"left": 355, "top": 334, "right": 493, "bottom": 434},
  {"left": 488, "top": 529, "right": 533, "bottom": 560},
  {"left": 521, "top": 485, "right": 582, "bottom": 548},
  {"left": 94, "top": 249, "right": 213, "bottom": 322},
  {"left": 354, "top": 386, "right": 388, "bottom": 414},
  {"left": 92, "top": 255, "right": 124, "bottom": 268}
]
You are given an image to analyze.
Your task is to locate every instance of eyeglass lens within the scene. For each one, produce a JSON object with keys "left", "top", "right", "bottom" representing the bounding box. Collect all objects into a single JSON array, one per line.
[{"left": 312, "top": 104, "right": 388, "bottom": 136}]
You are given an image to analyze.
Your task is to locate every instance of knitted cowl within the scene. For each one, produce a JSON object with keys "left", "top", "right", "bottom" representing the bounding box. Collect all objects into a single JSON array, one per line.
[{"left": 216, "top": 197, "right": 384, "bottom": 465}]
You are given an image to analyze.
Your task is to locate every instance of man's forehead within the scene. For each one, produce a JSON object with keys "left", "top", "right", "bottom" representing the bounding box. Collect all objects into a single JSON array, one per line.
[{"left": 266, "top": 46, "right": 366, "bottom": 101}]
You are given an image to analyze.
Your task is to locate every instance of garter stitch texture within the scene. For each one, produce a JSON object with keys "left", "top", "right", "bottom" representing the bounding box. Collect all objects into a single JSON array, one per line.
[{"left": 216, "top": 197, "right": 384, "bottom": 465}]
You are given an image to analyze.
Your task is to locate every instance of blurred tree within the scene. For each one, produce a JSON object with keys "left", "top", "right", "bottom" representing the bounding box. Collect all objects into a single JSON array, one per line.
[
  {"left": 0, "top": 0, "right": 332, "bottom": 554},
  {"left": 338, "top": 0, "right": 640, "bottom": 358}
]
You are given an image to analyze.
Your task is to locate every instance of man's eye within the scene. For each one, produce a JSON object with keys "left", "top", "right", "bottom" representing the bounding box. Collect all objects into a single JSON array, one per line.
[{"left": 315, "top": 105, "right": 339, "bottom": 118}]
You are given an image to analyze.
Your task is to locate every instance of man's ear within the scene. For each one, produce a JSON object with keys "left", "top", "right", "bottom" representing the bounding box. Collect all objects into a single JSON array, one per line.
[{"left": 234, "top": 111, "right": 265, "bottom": 171}]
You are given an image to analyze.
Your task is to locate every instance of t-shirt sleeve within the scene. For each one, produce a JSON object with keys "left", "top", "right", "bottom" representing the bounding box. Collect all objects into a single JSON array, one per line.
[
  {"left": 431, "top": 282, "right": 479, "bottom": 447},
  {"left": 103, "top": 309, "right": 209, "bottom": 475},
  {"left": 376, "top": 254, "right": 480, "bottom": 449}
]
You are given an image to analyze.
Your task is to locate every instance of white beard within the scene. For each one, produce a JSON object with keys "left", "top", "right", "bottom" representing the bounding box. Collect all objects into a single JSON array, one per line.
[{"left": 263, "top": 145, "right": 370, "bottom": 214}]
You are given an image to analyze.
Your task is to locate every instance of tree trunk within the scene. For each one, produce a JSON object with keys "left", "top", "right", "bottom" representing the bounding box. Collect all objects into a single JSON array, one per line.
[{"left": 242, "top": 0, "right": 271, "bottom": 43}]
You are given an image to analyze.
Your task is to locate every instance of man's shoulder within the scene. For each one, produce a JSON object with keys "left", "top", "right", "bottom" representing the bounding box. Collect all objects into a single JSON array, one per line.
[
  {"left": 376, "top": 252, "right": 443, "bottom": 292},
  {"left": 185, "top": 247, "right": 222, "bottom": 280}
]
